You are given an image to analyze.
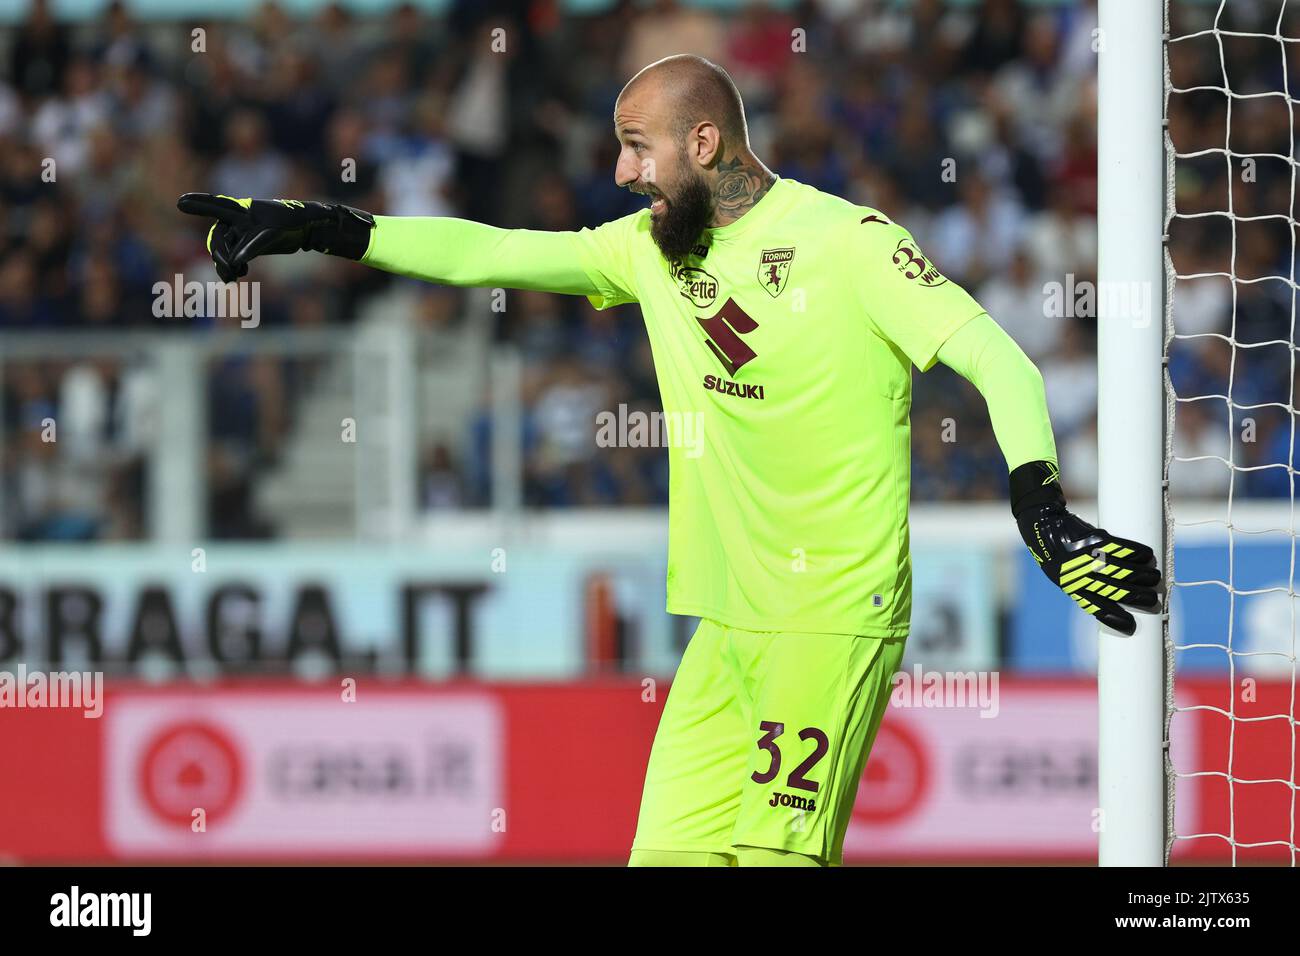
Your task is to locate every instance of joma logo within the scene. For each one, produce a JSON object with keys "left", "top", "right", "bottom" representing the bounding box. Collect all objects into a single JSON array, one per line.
[{"left": 768, "top": 791, "right": 817, "bottom": 811}]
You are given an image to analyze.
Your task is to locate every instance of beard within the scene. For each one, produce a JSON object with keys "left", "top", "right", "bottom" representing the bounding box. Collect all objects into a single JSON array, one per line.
[{"left": 648, "top": 164, "right": 714, "bottom": 261}]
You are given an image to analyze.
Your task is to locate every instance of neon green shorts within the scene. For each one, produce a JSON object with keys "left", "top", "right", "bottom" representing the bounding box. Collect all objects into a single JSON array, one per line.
[{"left": 631, "top": 619, "right": 906, "bottom": 865}]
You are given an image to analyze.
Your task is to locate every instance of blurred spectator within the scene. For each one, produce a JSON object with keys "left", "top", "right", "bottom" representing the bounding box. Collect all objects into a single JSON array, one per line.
[
  {"left": 959, "top": 0, "right": 1026, "bottom": 76},
  {"left": 421, "top": 442, "right": 466, "bottom": 508},
  {"left": 264, "top": 49, "right": 335, "bottom": 160},
  {"left": 1058, "top": 417, "right": 1097, "bottom": 501},
  {"left": 992, "top": 12, "right": 1081, "bottom": 164},
  {"left": 531, "top": 358, "right": 608, "bottom": 473},
  {"left": 103, "top": 44, "right": 176, "bottom": 141},
  {"left": 726, "top": 1, "right": 795, "bottom": 101},
  {"left": 621, "top": 0, "right": 725, "bottom": 78},
  {"left": 1023, "top": 181, "right": 1096, "bottom": 279},
  {"left": 445, "top": 20, "right": 515, "bottom": 223},
  {"left": 975, "top": 247, "right": 1061, "bottom": 363},
  {"left": 377, "top": 94, "right": 456, "bottom": 217},
  {"left": 212, "top": 109, "right": 289, "bottom": 199},
  {"left": 1039, "top": 319, "right": 1098, "bottom": 441},
  {"left": 31, "top": 56, "right": 109, "bottom": 177},
  {"left": 1169, "top": 400, "right": 1233, "bottom": 499},
  {"left": 878, "top": 104, "right": 950, "bottom": 214},
  {"left": 317, "top": 106, "right": 382, "bottom": 205},
  {"left": 9, "top": 0, "right": 71, "bottom": 99},
  {"left": 930, "top": 172, "right": 1025, "bottom": 287}
]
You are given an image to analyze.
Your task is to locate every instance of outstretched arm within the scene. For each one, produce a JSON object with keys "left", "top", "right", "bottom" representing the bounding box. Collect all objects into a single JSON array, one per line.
[
  {"left": 177, "top": 193, "right": 616, "bottom": 300},
  {"left": 936, "top": 313, "right": 1162, "bottom": 635},
  {"left": 362, "top": 216, "right": 598, "bottom": 296}
]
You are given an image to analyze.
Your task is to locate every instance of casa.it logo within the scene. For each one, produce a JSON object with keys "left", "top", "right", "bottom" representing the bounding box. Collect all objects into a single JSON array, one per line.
[
  {"left": 139, "top": 721, "right": 244, "bottom": 828},
  {"left": 852, "top": 719, "right": 928, "bottom": 824}
]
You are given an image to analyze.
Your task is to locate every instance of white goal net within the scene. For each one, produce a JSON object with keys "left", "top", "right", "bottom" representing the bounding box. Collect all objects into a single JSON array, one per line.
[{"left": 1165, "top": 0, "right": 1299, "bottom": 865}]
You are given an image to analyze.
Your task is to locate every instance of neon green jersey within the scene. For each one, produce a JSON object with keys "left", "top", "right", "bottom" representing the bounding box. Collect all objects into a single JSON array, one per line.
[
  {"left": 362, "top": 177, "right": 993, "bottom": 636},
  {"left": 569, "top": 178, "right": 988, "bottom": 636}
]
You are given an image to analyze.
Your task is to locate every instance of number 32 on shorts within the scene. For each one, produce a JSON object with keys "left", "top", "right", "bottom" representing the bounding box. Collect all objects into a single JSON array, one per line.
[{"left": 751, "top": 720, "right": 829, "bottom": 806}]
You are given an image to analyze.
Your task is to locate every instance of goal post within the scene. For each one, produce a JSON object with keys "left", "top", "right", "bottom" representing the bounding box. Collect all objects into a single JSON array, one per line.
[{"left": 1096, "top": 0, "right": 1170, "bottom": 866}]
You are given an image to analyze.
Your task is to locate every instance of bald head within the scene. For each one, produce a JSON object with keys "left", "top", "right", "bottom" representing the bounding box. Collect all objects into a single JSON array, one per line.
[
  {"left": 619, "top": 54, "right": 748, "bottom": 148},
  {"left": 612, "top": 54, "right": 773, "bottom": 259}
]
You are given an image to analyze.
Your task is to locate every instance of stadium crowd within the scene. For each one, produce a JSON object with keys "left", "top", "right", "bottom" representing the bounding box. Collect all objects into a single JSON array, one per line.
[{"left": 0, "top": 0, "right": 1287, "bottom": 539}]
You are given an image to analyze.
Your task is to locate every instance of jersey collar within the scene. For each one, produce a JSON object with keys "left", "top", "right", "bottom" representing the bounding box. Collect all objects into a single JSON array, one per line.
[{"left": 703, "top": 176, "right": 794, "bottom": 244}]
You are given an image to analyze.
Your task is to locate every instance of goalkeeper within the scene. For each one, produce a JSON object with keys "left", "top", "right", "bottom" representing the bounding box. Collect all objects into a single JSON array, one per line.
[{"left": 179, "top": 54, "right": 1161, "bottom": 867}]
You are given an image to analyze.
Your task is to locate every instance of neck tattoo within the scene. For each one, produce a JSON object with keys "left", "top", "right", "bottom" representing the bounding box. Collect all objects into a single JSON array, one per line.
[{"left": 711, "top": 154, "right": 776, "bottom": 226}]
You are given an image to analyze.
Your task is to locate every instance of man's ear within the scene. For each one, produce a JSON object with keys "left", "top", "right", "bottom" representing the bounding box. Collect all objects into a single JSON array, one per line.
[{"left": 690, "top": 121, "right": 722, "bottom": 168}]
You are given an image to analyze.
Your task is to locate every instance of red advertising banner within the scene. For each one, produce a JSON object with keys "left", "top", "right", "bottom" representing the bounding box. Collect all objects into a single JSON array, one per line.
[{"left": 0, "top": 678, "right": 1290, "bottom": 864}]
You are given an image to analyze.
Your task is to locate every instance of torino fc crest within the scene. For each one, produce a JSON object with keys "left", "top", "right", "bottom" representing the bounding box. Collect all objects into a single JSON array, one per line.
[{"left": 758, "top": 248, "right": 794, "bottom": 298}]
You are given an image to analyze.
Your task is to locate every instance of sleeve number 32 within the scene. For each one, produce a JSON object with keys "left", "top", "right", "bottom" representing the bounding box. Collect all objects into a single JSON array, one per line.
[{"left": 751, "top": 720, "right": 828, "bottom": 793}]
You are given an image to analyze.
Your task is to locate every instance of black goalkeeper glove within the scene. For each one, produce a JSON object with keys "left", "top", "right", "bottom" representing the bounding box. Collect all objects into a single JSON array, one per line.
[
  {"left": 177, "top": 193, "right": 375, "bottom": 282},
  {"left": 1011, "top": 460, "right": 1162, "bottom": 636}
]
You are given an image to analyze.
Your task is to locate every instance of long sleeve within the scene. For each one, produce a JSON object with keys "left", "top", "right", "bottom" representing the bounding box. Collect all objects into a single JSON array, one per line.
[
  {"left": 935, "top": 311, "right": 1058, "bottom": 472},
  {"left": 846, "top": 215, "right": 989, "bottom": 372},
  {"left": 360, "top": 213, "right": 642, "bottom": 305}
]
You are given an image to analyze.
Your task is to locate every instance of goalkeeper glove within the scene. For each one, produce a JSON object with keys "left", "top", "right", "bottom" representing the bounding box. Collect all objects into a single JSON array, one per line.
[
  {"left": 177, "top": 193, "right": 375, "bottom": 282},
  {"left": 1011, "top": 460, "right": 1162, "bottom": 636}
]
